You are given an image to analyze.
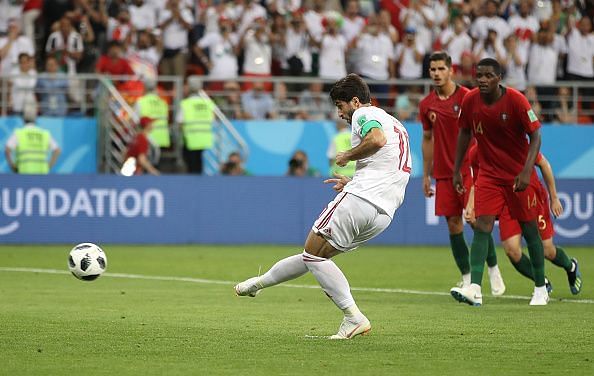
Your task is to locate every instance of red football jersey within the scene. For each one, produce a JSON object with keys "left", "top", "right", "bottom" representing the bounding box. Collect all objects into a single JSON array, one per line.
[
  {"left": 419, "top": 85, "right": 471, "bottom": 179},
  {"left": 126, "top": 133, "right": 150, "bottom": 175},
  {"left": 469, "top": 143, "right": 543, "bottom": 184},
  {"left": 459, "top": 87, "right": 541, "bottom": 185}
]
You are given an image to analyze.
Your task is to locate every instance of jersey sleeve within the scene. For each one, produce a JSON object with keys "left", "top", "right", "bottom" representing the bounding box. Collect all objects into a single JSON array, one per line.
[
  {"left": 513, "top": 90, "right": 541, "bottom": 134},
  {"left": 418, "top": 99, "right": 432, "bottom": 131},
  {"left": 535, "top": 152, "right": 543, "bottom": 164},
  {"left": 353, "top": 109, "right": 383, "bottom": 138}
]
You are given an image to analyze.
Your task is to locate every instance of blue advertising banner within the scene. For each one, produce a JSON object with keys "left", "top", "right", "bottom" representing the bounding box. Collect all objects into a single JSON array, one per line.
[
  {"left": 0, "top": 176, "right": 592, "bottom": 245},
  {"left": 0, "top": 117, "right": 97, "bottom": 173},
  {"left": 232, "top": 121, "right": 594, "bottom": 178}
]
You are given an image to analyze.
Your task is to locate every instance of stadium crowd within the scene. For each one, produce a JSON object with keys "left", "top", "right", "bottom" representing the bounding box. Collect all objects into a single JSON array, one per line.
[{"left": 0, "top": 0, "right": 593, "bottom": 123}]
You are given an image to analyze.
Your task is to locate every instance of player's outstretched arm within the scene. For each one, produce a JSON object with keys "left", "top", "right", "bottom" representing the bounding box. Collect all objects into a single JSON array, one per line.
[
  {"left": 536, "top": 154, "right": 563, "bottom": 217},
  {"left": 452, "top": 127, "right": 471, "bottom": 194},
  {"left": 514, "top": 129, "right": 541, "bottom": 192},
  {"left": 335, "top": 128, "right": 386, "bottom": 167}
]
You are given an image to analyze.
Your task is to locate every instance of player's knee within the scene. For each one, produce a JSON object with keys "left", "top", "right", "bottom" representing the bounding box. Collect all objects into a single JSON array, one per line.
[
  {"left": 502, "top": 242, "right": 521, "bottom": 262},
  {"left": 474, "top": 216, "right": 495, "bottom": 233},
  {"left": 446, "top": 216, "right": 464, "bottom": 234}
]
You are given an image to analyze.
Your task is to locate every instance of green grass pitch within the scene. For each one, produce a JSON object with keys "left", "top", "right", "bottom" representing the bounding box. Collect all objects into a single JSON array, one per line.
[{"left": 1, "top": 245, "right": 593, "bottom": 375}]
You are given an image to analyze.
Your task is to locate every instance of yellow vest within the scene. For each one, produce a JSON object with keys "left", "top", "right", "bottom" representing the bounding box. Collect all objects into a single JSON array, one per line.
[
  {"left": 15, "top": 126, "right": 51, "bottom": 174},
  {"left": 137, "top": 93, "right": 170, "bottom": 147},
  {"left": 331, "top": 131, "right": 356, "bottom": 177},
  {"left": 180, "top": 96, "right": 215, "bottom": 151}
]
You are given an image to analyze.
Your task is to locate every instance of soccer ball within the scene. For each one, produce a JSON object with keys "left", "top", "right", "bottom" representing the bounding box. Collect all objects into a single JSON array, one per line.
[{"left": 68, "top": 243, "right": 107, "bottom": 281}]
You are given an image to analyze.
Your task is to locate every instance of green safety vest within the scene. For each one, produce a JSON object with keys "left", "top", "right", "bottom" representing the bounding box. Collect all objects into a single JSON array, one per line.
[
  {"left": 331, "top": 131, "right": 356, "bottom": 177},
  {"left": 180, "top": 96, "right": 215, "bottom": 151},
  {"left": 15, "top": 126, "right": 51, "bottom": 174},
  {"left": 137, "top": 94, "right": 170, "bottom": 147}
]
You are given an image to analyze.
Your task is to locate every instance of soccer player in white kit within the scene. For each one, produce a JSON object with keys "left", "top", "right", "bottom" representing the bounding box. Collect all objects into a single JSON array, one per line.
[{"left": 235, "top": 74, "right": 411, "bottom": 339}]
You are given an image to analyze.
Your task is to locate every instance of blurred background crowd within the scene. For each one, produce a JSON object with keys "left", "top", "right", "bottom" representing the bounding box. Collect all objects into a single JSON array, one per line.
[{"left": 0, "top": 0, "right": 593, "bottom": 123}]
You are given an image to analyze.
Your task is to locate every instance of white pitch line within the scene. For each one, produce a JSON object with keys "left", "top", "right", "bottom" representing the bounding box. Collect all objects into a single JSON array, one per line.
[{"left": 1, "top": 266, "right": 592, "bottom": 304}]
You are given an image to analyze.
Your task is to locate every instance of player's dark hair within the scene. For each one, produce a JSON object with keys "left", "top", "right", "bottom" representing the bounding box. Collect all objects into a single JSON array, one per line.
[
  {"left": 329, "top": 73, "right": 371, "bottom": 104},
  {"left": 429, "top": 51, "right": 452, "bottom": 67},
  {"left": 477, "top": 58, "right": 502, "bottom": 76}
]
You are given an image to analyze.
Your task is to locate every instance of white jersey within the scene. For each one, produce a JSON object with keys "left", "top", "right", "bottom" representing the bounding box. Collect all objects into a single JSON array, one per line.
[{"left": 343, "top": 106, "right": 411, "bottom": 218}]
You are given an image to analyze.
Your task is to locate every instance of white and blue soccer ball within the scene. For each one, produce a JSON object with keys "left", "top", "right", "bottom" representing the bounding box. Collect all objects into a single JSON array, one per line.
[{"left": 68, "top": 243, "right": 107, "bottom": 281}]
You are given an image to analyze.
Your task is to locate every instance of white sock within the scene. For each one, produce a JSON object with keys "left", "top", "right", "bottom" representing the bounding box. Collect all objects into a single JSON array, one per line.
[
  {"left": 342, "top": 304, "right": 363, "bottom": 320},
  {"left": 534, "top": 285, "right": 548, "bottom": 295},
  {"left": 488, "top": 264, "right": 501, "bottom": 275},
  {"left": 258, "top": 253, "right": 308, "bottom": 288},
  {"left": 302, "top": 251, "right": 355, "bottom": 310},
  {"left": 462, "top": 273, "right": 471, "bottom": 286}
]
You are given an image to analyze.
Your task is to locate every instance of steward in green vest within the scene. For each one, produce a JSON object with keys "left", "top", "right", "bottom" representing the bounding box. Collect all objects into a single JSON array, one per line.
[
  {"left": 330, "top": 129, "right": 356, "bottom": 177},
  {"left": 177, "top": 77, "right": 216, "bottom": 174},
  {"left": 5, "top": 108, "right": 61, "bottom": 174},
  {"left": 180, "top": 95, "right": 215, "bottom": 151},
  {"left": 136, "top": 80, "right": 170, "bottom": 147}
]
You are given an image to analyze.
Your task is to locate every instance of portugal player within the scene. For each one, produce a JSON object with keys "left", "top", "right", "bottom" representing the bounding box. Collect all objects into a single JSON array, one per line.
[
  {"left": 450, "top": 58, "right": 548, "bottom": 306},
  {"left": 466, "top": 145, "right": 583, "bottom": 295},
  {"left": 419, "top": 52, "right": 504, "bottom": 294}
]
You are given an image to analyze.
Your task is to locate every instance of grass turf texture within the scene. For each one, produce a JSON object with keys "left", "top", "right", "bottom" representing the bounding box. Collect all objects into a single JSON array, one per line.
[{"left": 1, "top": 245, "right": 593, "bottom": 375}]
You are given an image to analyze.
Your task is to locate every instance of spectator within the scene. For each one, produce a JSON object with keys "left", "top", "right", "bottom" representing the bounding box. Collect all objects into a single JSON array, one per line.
[
  {"left": 0, "top": 0, "right": 23, "bottom": 34},
  {"left": 200, "top": 0, "right": 230, "bottom": 35},
  {"left": 96, "top": 41, "right": 135, "bottom": 81},
  {"left": 240, "top": 81, "right": 277, "bottom": 119},
  {"left": 502, "top": 34, "right": 527, "bottom": 92},
  {"left": 4, "top": 105, "right": 61, "bottom": 175},
  {"left": 378, "top": 8, "right": 399, "bottom": 45},
  {"left": 528, "top": 28, "right": 558, "bottom": 118},
  {"left": 215, "top": 80, "right": 247, "bottom": 119},
  {"left": 123, "top": 116, "right": 160, "bottom": 176},
  {"left": 315, "top": 13, "right": 347, "bottom": 80},
  {"left": 399, "top": 0, "right": 435, "bottom": 53},
  {"left": 127, "top": 30, "right": 162, "bottom": 81},
  {"left": 158, "top": 0, "right": 194, "bottom": 77},
  {"left": 394, "top": 86, "right": 420, "bottom": 122},
  {"left": 439, "top": 15, "right": 472, "bottom": 70},
  {"left": 23, "top": 0, "right": 43, "bottom": 42},
  {"left": 553, "top": 86, "right": 577, "bottom": 124},
  {"left": 341, "top": 0, "right": 366, "bottom": 71},
  {"left": 10, "top": 53, "right": 37, "bottom": 115},
  {"left": 297, "top": 81, "right": 335, "bottom": 120},
  {"left": 240, "top": 19, "right": 273, "bottom": 90},
  {"left": 470, "top": 0, "right": 510, "bottom": 44},
  {"left": 472, "top": 28, "right": 507, "bottom": 62},
  {"left": 45, "top": 15, "right": 84, "bottom": 75},
  {"left": 507, "top": 0, "right": 540, "bottom": 58},
  {"left": 176, "top": 77, "right": 215, "bottom": 174},
  {"left": 220, "top": 151, "right": 247, "bottom": 176},
  {"left": 129, "top": 0, "right": 158, "bottom": 32},
  {"left": 0, "top": 19, "right": 35, "bottom": 76},
  {"left": 107, "top": 8, "right": 133, "bottom": 46},
  {"left": 565, "top": 16, "right": 594, "bottom": 82},
  {"left": 303, "top": 0, "right": 326, "bottom": 75},
  {"left": 394, "top": 27, "right": 425, "bottom": 79},
  {"left": 237, "top": 0, "right": 268, "bottom": 36},
  {"left": 287, "top": 150, "right": 319, "bottom": 177},
  {"left": 37, "top": 56, "right": 69, "bottom": 116},
  {"left": 194, "top": 16, "right": 240, "bottom": 84},
  {"left": 81, "top": 0, "right": 109, "bottom": 53},
  {"left": 283, "top": 12, "right": 313, "bottom": 76},
  {"left": 354, "top": 14, "right": 394, "bottom": 105}
]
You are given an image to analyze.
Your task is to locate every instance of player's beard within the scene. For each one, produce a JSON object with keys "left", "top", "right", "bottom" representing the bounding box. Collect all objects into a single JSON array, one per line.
[{"left": 344, "top": 107, "right": 355, "bottom": 124}]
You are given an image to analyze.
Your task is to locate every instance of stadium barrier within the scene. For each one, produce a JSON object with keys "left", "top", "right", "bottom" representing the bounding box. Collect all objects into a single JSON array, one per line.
[
  {"left": 2, "top": 117, "right": 594, "bottom": 178},
  {"left": 0, "top": 175, "right": 592, "bottom": 245}
]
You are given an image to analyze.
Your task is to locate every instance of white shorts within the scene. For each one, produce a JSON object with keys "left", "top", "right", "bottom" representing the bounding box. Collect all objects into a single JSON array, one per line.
[{"left": 312, "top": 192, "right": 392, "bottom": 252}]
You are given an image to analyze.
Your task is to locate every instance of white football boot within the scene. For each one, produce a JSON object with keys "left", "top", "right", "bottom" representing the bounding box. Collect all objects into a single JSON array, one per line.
[
  {"left": 488, "top": 267, "right": 506, "bottom": 296},
  {"left": 529, "top": 286, "right": 549, "bottom": 306},
  {"left": 329, "top": 315, "right": 371, "bottom": 340},
  {"left": 450, "top": 283, "right": 483, "bottom": 306},
  {"left": 234, "top": 277, "right": 262, "bottom": 297}
]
